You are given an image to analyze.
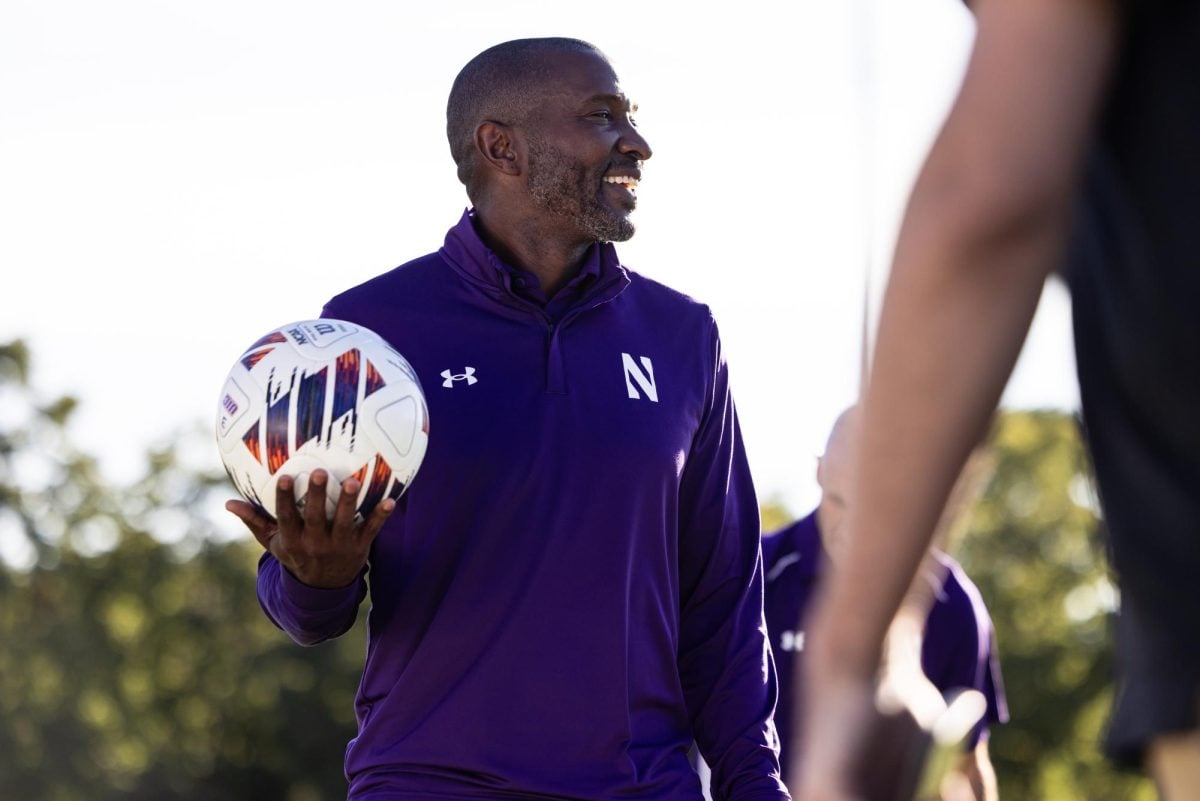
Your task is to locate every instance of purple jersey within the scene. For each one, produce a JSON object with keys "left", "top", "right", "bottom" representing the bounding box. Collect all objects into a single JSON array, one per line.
[
  {"left": 762, "top": 513, "right": 1008, "bottom": 778},
  {"left": 256, "top": 210, "right": 788, "bottom": 800}
]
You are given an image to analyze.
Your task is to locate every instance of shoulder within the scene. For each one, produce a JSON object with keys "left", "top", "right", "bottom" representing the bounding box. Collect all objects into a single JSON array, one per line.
[
  {"left": 621, "top": 268, "right": 718, "bottom": 332},
  {"left": 934, "top": 552, "right": 990, "bottom": 615},
  {"left": 323, "top": 252, "right": 446, "bottom": 319},
  {"left": 928, "top": 550, "right": 995, "bottom": 641},
  {"left": 762, "top": 512, "right": 824, "bottom": 582}
]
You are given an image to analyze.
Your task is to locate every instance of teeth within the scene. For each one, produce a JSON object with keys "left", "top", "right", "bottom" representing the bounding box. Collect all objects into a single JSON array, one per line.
[{"left": 604, "top": 176, "right": 639, "bottom": 187}]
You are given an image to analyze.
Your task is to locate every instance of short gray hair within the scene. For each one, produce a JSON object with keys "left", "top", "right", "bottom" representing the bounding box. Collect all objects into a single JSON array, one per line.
[{"left": 446, "top": 37, "right": 604, "bottom": 200}]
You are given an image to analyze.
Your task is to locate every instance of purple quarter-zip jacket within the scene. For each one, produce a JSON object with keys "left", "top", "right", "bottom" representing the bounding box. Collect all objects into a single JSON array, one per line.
[{"left": 256, "top": 211, "right": 788, "bottom": 801}]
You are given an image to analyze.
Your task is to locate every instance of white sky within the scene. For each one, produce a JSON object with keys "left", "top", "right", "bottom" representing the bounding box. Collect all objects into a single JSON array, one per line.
[{"left": 1, "top": 0, "right": 1078, "bottom": 533}]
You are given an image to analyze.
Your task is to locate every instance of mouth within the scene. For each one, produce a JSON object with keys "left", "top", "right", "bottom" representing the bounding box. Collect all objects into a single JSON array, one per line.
[
  {"left": 602, "top": 173, "right": 640, "bottom": 209},
  {"left": 603, "top": 174, "right": 640, "bottom": 192}
]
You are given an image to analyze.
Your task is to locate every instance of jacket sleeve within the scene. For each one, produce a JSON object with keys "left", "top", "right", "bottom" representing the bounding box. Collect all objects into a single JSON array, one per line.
[
  {"left": 937, "top": 564, "right": 1010, "bottom": 748},
  {"left": 257, "top": 552, "right": 367, "bottom": 646},
  {"left": 678, "top": 319, "right": 790, "bottom": 801}
]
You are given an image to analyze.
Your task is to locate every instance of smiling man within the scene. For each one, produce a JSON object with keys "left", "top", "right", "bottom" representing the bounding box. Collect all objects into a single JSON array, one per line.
[{"left": 228, "top": 38, "right": 788, "bottom": 801}]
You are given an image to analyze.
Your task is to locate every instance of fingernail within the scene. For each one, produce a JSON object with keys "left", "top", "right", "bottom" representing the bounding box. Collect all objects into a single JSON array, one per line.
[
  {"left": 312, "top": 471, "right": 326, "bottom": 486},
  {"left": 344, "top": 479, "right": 361, "bottom": 493},
  {"left": 381, "top": 499, "right": 395, "bottom": 513},
  {"left": 279, "top": 476, "right": 292, "bottom": 490}
]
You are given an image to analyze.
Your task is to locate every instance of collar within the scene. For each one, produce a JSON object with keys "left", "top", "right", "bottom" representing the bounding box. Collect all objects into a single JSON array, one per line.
[{"left": 438, "top": 208, "right": 630, "bottom": 314}]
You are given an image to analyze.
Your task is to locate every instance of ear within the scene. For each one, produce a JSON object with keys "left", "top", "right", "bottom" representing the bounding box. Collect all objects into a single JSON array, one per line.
[{"left": 474, "top": 121, "right": 521, "bottom": 177}]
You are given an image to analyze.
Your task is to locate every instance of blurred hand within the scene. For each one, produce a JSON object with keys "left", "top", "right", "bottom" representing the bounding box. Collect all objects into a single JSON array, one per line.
[
  {"left": 794, "top": 676, "right": 948, "bottom": 801},
  {"left": 794, "top": 618, "right": 982, "bottom": 801},
  {"left": 226, "top": 469, "right": 395, "bottom": 588},
  {"left": 877, "top": 619, "right": 947, "bottom": 733},
  {"left": 790, "top": 672, "right": 876, "bottom": 801}
]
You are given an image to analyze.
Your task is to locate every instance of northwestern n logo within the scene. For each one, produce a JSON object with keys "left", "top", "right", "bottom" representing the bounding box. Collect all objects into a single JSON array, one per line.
[{"left": 621, "top": 353, "right": 658, "bottom": 403}]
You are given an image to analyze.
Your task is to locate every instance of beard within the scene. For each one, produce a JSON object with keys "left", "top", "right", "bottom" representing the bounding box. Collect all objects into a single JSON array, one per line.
[{"left": 526, "top": 136, "right": 636, "bottom": 243}]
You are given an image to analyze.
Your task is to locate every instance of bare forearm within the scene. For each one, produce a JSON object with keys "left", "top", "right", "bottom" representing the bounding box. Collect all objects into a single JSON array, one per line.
[
  {"left": 811, "top": 0, "right": 1119, "bottom": 684},
  {"left": 792, "top": 4, "right": 1119, "bottom": 799},
  {"left": 827, "top": 208, "right": 1056, "bottom": 662}
]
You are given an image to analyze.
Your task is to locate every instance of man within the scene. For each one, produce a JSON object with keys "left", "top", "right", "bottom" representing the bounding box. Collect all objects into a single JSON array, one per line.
[
  {"left": 793, "top": 3, "right": 1200, "bottom": 800},
  {"left": 227, "top": 38, "right": 788, "bottom": 800},
  {"left": 767, "top": 408, "right": 1005, "bottom": 800}
]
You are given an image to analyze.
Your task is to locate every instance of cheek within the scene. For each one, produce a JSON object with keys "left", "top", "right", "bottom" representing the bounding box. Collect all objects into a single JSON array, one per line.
[{"left": 554, "top": 159, "right": 595, "bottom": 198}]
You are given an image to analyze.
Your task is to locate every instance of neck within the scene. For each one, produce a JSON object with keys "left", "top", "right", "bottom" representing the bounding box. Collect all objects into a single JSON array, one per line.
[{"left": 473, "top": 209, "right": 594, "bottom": 299}]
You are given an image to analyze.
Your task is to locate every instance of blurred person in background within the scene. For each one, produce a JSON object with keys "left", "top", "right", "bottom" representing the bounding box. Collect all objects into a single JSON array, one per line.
[{"left": 770, "top": 407, "right": 1006, "bottom": 800}]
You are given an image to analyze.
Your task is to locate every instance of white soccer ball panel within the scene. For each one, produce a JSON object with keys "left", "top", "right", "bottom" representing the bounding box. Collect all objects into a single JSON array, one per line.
[{"left": 216, "top": 375, "right": 252, "bottom": 447}]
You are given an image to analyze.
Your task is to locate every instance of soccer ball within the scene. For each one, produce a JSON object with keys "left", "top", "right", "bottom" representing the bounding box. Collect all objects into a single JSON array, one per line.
[{"left": 216, "top": 319, "right": 429, "bottom": 521}]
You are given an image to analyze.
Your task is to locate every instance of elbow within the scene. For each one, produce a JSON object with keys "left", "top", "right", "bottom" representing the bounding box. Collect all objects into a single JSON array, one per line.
[
  {"left": 283, "top": 615, "right": 357, "bottom": 647},
  {"left": 288, "top": 629, "right": 335, "bottom": 648},
  {"left": 259, "top": 602, "right": 355, "bottom": 647}
]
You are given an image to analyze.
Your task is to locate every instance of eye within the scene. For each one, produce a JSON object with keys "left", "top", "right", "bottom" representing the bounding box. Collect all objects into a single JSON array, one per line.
[{"left": 588, "top": 110, "right": 615, "bottom": 122}]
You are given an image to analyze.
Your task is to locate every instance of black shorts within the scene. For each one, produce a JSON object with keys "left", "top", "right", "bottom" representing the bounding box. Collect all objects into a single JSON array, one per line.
[
  {"left": 1069, "top": 150, "right": 1200, "bottom": 766},
  {"left": 1106, "top": 583, "right": 1200, "bottom": 766}
]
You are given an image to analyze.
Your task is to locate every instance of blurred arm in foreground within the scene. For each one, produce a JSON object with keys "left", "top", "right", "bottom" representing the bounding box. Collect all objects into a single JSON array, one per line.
[{"left": 791, "top": 1, "right": 1119, "bottom": 799}]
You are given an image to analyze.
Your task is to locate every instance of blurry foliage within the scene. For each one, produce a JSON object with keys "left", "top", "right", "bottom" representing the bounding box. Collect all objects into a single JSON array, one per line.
[
  {"left": 0, "top": 340, "right": 364, "bottom": 800},
  {"left": 0, "top": 343, "right": 1168, "bottom": 799},
  {"left": 955, "top": 411, "right": 1156, "bottom": 800}
]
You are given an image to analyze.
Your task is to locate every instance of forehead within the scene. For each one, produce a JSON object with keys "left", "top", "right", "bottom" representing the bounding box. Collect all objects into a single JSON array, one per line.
[
  {"left": 535, "top": 50, "right": 626, "bottom": 105},
  {"left": 820, "top": 433, "right": 859, "bottom": 490}
]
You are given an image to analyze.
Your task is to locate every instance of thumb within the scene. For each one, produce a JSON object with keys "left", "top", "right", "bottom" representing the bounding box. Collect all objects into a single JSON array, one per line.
[{"left": 226, "top": 499, "right": 278, "bottom": 549}]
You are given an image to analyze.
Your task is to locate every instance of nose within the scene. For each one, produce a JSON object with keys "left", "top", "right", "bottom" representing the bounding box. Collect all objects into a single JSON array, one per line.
[{"left": 619, "top": 122, "right": 652, "bottom": 161}]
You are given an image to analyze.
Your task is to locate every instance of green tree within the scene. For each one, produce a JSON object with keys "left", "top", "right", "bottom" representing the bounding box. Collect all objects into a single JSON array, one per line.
[
  {"left": 957, "top": 411, "right": 1155, "bottom": 800},
  {"left": 0, "top": 340, "right": 367, "bottom": 800},
  {"left": 0, "top": 343, "right": 1169, "bottom": 800}
]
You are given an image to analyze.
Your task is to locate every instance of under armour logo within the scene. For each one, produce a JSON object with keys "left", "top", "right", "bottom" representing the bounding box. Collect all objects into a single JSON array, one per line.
[
  {"left": 441, "top": 367, "right": 478, "bottom": 388},
  {"left": 780, "top": 630, "right": 805, "bottom": 652},
  {"left": 621, "top": 353, "right": 658, "bottom": 402}
]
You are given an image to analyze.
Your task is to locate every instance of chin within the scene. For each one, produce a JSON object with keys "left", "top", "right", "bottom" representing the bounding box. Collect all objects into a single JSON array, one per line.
[
  {"left": 608, "top": 223, "right": 636, "bottom": 242},
  {"left": 601, "top": 213, "right": 636, "bottom": 242},
  {"left": 571, "top": 200, "right": 638, "bottom": 243}
]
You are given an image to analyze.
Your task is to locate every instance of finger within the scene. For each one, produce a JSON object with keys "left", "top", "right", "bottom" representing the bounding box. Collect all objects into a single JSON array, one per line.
[
  {"left": 358, "top": 497, "right": 396, "bottom": 548},
  {"left": 304, "top": 469, "right": 332, "bottom": 535},
  {"left": 331, "top": 477, "right": 362, "bottom": 540},
  {"left": 274, "top": 475, "right": 304, "bottom": 546}
]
